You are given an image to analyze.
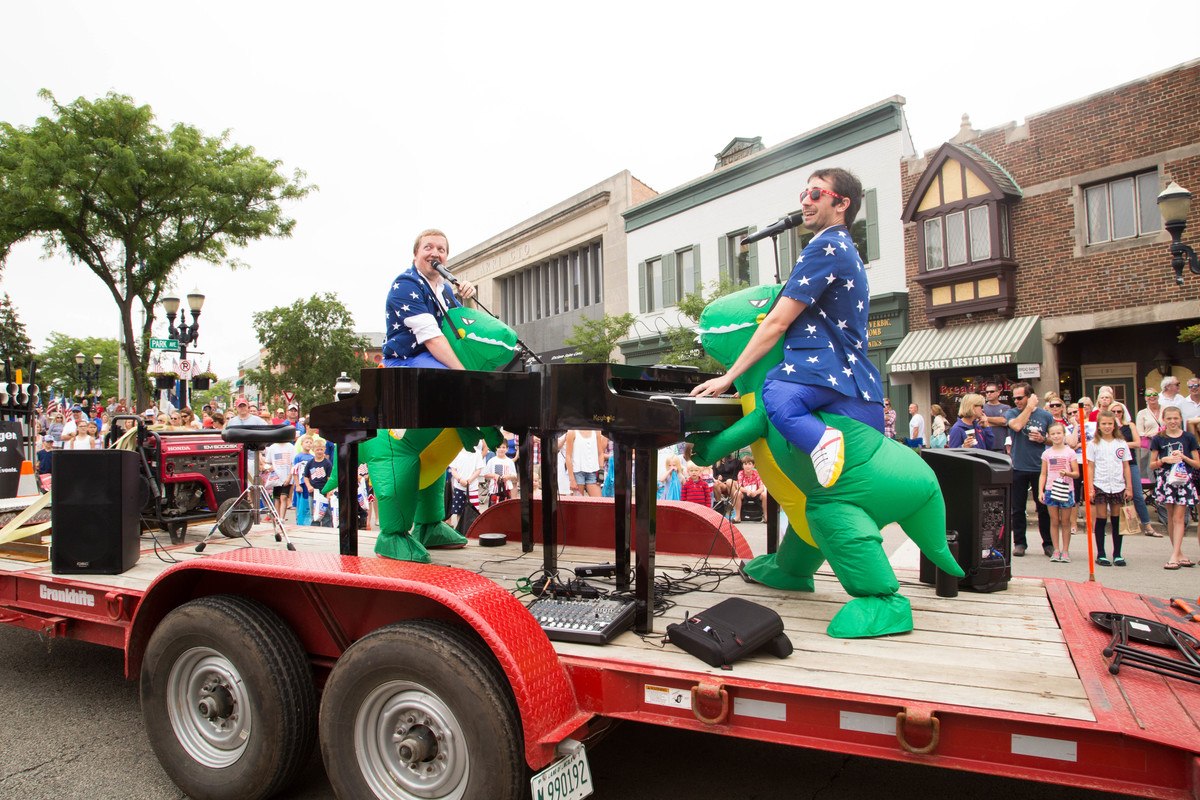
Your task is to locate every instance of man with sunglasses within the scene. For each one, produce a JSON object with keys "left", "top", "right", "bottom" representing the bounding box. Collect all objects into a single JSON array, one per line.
[
  {"left": 1175, "top": 379, "right": 1200, "bottom": 439},
  {"left": 693, "top": 168, "right": 882, "bottom": 488},
  {"left": 981, "top": 383, "right": 1011, "bottom": 453},
  {"left": 1005, "top": 382, "right": 1055, "bottom": 556}
]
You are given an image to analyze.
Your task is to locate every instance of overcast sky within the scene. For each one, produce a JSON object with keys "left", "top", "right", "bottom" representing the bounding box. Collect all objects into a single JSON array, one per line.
[{"left": 1, "top": 1, "right": 1196, "bottom": 383}]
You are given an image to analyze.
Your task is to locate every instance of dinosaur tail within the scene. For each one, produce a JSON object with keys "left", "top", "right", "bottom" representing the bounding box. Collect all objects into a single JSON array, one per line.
[{"left": 895, "top": 488, "right": 965, "bottom": 578}]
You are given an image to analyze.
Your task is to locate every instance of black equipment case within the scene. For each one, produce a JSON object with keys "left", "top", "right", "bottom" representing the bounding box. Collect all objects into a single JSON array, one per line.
[{"left": 666, "top": 597, "right": 793, "bottom": 668}]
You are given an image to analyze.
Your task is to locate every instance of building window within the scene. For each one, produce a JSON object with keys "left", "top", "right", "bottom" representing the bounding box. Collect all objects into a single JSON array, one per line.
[
  {"left": 924, "top": 217, "right": 944, "bottom": 270},
  {"left": 922, "top": 203, "right": 1003, "bottom": 271},
  {"left": 1084, "top": 170, "right": 1160, "bottom": 244},
  {"left": 676, "top": 247, "right": 696, "bottom": 298},
  {"left": 497, "top": 240, "right": 603, "bottom": 324},
  {"left": 969, "top": 205, "right": 990, "bottom": 261},
  {"left": 726, "top": 230, "right": 751, "bottom": 285}
]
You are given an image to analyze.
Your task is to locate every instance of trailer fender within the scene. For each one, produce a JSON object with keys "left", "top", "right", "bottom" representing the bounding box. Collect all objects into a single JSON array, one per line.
[{"left": 126, "top": 548, "right": 588, "bottom": 769}]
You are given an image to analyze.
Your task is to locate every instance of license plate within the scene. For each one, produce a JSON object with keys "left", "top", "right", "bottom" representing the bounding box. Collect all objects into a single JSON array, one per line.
[{"left": 530, "top": 744, "right": 593, "bottom": 800}]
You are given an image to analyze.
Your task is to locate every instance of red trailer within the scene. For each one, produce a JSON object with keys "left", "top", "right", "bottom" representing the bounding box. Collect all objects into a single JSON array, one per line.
[{"left": 1, "top": 509, "right": 1198, "bottom": 800}]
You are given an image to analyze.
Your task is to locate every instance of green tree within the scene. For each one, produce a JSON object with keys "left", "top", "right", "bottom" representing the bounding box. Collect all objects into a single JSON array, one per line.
[
  {"left": 245, "top": 294, "right": 370, "bottom": 413},
  {"left": 0, "top": 90, "right": 314, "bottom": 410},
  {"left": 36, "top": 332, "right": 121, "bottom": 408},
  {"left": 0, "top": 293, "right": 33, "bottom": 367},
  {"left": 563, "top": 313, "right": 635, "bottom": 363},
  {"left": 660, "top": 277, "right": 742, "bottom": 371}
]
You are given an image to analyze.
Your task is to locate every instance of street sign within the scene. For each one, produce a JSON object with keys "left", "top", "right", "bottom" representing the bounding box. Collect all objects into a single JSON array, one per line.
[
  {"left": 178, "top": 359, "right": 192, "bottom": 377},
  {"left": 150, "top": 338, "right": 180, "bottom": 351}
]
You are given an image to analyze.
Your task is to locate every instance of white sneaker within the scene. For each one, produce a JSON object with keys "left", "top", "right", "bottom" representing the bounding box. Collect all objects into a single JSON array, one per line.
[{"left": 810, "top": 427, "right": 845, "bottom": 488}]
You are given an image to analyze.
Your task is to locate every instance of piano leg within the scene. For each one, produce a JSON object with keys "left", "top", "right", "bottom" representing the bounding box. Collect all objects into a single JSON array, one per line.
[
  {"left": 518, "top": 430, "right": 535, "bottom": 553},
  {"left": 612, "top": 441, "right": 633, "bottom": 591},
  {"left": 766, "top": 493, "right": 780, "bottom": 554},
  {"left": 539, "top": 431, "right": 561, "bottom": 573},
  {"left": 632, "top": 445, "right": 657, "bottom": 634},
  {"left": 336, "top": 442, "right": 360, "bottom": 557}
]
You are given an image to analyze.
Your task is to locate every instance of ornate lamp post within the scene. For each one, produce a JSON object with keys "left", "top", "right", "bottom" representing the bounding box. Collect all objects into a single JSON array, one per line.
[
  {"left": 1157, "top": 181, "right": 1199, "bottom": 286},
  {"left": 162, "top": 291, "right": 205, "bottom": 410},
  {"left": 74, "top": 352, "right": 102, "bottom": 414}
]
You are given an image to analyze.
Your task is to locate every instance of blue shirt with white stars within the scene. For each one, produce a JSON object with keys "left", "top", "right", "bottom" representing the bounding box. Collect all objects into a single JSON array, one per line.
[
  {"left": 766, "top": 224, "right": 882, "bottom": 402},
  {"left": 382, "top": 265, "right": 461, "bottom": 362}
]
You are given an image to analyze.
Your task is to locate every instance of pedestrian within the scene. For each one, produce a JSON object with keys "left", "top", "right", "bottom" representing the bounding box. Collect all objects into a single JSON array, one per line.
[
  {"left": 883, "top": 398, "right": 897, "bottom": 441},
  {"left": 929, "top": 403, "right": 949, "bottom": 448},
  {"left": 657, "top": 455, "right": 684, "bottom": 501},
  {"left": 303, "top": 440, "right": 334, "bottom": 527},
  {"left": 1151, "top": 406, "right": 1200, "bottom": 569},
  {"left": 292, "top": 434, "right": 315, "bottom": 526},
  {"left": 947, "top": 393, "right": 989, "bottom": 448},
  {"left": 1039, "top": 421, "right": 1078, "bottom": 563},
  {"left": 981, "top": 382, "right": 1011, "bottom": 454},
  {"left": 1005, "top": 382, "right": 1054, "bottom": 557},
  {"left": 564, "top": 429, "right": 607, "bottom": 497},
  {"left": 1088, "top": 410, "right": 1133, "bottom": 567},
  {"left": 735, "top": 456, "right": 766, "bottom": 522},
  {"left": 1112, "top": 402, "right": 1156, "bottom": 537},
  {"left": 1158, "top": 375, "right": 1184, "bottom": 412},
  {"left": 906, "top": 402, "right": 926, "bottom": 448},
  {"left": 679, "top": 463, "right": 713, "bottom": 508},
  {"left": 264, "top": 435, "right": 296, "bottom": 523}
]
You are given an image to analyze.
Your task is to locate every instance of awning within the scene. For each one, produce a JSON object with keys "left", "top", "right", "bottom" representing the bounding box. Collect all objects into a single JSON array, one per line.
[{"left": 887, "top": 316, "right": 1041, "bottom": 373}]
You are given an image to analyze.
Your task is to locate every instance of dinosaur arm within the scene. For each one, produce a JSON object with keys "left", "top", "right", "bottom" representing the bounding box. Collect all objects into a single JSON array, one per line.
[{"left": 687, "top": 410, "right": 768, "bottom": 466}]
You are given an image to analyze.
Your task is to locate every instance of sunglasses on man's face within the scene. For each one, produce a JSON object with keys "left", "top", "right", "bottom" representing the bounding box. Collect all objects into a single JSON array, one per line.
[{"left": 803, "top": 186, "right": 847, "bottom": 203}]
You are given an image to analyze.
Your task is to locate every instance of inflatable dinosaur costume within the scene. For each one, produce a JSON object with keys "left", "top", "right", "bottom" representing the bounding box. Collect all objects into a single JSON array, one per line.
[
  {"left": 687, "top": 284, "right": 964, "bottom": 638},
  {"left": 328, "top": 305, "right": 517, "bottom": 563}
]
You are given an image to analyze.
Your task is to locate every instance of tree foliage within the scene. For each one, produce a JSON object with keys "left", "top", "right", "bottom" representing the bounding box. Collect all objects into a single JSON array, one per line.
[
  {"left": 0, "top": 293, "right": 33, "bottom": 367},
  {"left": 659, "top": 277, "right": 743, "bottom": 372},
  {"left": 563, "top": 313, "right": 635, "bottom": 363},
  {"left": 188, "top": 378, "right": 235, "bottom": 413},
  {"left": 36, "top": 332, "right": 122, "bottom": 405},
  {"left": 0, "top": 90, "right": 313, "bottom": 410},
  {"left": 245, "top": 293, "right": 370, "bottom": 413}
]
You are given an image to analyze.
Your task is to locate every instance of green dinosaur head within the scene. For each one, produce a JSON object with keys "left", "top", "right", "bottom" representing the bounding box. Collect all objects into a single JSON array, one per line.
[
  {"left": 441, "top": 306, "right": 518, "bottom": 371},
  {"left": 697, "top": 283, "right": 784, "bottom": 392}
]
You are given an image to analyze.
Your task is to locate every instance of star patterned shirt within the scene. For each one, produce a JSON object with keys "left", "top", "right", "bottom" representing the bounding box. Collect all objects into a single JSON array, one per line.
[
  {"left": 382, "top": 264, "right": 461, "bottom": 362},
  {"left": 766, "top": 225, "right": 882, "bottom": 402}
]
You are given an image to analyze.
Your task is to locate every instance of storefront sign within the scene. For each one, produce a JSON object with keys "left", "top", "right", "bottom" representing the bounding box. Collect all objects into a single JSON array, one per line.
[
  {"left": 867, "top": 314, "right": 903, "bottom": 349},
  {"left": 1017, "top": 363, "right": 1040, "bottom": 379},
  {"left": 890, "top": 353, "right": 1014, "bottom": 373}
]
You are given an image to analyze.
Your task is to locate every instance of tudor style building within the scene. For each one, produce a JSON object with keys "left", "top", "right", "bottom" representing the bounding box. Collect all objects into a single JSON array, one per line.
[{"left": 890, "top": 59, "right": 1200, "bottom": 414}]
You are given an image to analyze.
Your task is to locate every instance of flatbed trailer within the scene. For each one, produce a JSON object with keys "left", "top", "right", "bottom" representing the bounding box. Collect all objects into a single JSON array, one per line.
[{"left": 0, "top": 519, "right": 1197, "bottom": 800}]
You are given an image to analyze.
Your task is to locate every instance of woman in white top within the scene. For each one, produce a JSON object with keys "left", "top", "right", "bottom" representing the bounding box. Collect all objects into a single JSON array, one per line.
[
  {"left": 66, "top": 420, "right": 99, "bottom": 450},
  {"left": 564, "top": 429, "right": 608, "bottom": 497}
]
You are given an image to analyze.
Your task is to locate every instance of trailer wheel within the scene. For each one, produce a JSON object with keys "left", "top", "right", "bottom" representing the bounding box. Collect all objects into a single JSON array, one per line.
[
  {"left": 140, "top": 594, "right": 317, "bottom": 800},
  {"left": 320, "top": 619, "right": 523, "bottom": 800}
]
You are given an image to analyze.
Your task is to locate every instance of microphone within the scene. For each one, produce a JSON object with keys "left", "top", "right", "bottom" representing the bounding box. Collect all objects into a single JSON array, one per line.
[
  {"left": 430, "top": 259, "right": 459, "bottom": 285},
  {"left": 741, "top": 212, "right": 805, "bottom": 245}
]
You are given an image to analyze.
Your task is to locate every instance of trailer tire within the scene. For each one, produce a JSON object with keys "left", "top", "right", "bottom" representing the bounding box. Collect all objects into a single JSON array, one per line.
[
  {"left": 140, "top": 594, "right": 317, "bottom": 800},
  {"left": 216, "top": 496, "right": 253, "bottom": 538},
  {"left": 320, "top": 619, "right": 524, "bottom": 800}
]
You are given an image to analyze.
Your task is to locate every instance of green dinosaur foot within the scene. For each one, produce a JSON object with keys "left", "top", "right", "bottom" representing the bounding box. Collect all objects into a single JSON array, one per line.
[
  {"left": 418, "top": 521, "right": 468, "bottom": 549},
  {"left": 827, "top": 594, "right": 912, "bottom": 639},
  {"left": 375, "top": 531, "right": 432, "bottom": 564},
  {"left": 741, "top": 554, "right": 816, "bottom": 592}
]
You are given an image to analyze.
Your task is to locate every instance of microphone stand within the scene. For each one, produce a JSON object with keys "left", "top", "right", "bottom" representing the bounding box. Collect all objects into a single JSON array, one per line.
[{"left": 435, "top": 261, "right": 543, "bottom": 366}]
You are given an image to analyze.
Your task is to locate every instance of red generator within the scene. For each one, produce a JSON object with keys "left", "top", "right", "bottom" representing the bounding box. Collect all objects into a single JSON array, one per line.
[{"left": 137, "top": 425, "right": 247, "bottom": 543}]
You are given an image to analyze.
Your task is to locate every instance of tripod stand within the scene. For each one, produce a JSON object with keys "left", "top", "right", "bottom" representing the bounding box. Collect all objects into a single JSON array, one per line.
[{"left": 196, "top": 424, "right": 298, "bottom": 553}]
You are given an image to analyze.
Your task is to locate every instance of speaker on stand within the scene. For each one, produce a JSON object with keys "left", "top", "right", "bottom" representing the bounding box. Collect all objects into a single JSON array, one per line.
[{"left": 51, "top": 449, "right": 141, "bottom": 574}]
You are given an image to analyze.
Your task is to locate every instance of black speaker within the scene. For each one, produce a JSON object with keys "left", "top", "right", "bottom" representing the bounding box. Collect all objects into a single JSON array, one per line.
[{"left": 52, "top": 449, "right": 142, "bottom": 574}]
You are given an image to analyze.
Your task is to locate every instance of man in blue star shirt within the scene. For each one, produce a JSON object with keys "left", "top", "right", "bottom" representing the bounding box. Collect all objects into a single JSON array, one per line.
[
  {"left": 383, "top": 228, "right": 477, "bottom": 368},
  {"left": 692, "top": 168, "right": 883, "bottom": 488}
]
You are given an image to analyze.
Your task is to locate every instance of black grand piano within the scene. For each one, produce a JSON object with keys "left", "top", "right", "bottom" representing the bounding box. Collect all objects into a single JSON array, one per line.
[{"left": 310, "top": 362, "right": 748, "bottom": 633}]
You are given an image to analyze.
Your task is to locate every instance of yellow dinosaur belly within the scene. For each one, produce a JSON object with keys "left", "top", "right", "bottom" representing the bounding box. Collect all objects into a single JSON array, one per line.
[{"left": 740, "top": 393, "right": 815, "bottom": 547}]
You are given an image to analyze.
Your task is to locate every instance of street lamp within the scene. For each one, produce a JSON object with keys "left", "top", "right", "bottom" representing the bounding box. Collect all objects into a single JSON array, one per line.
[
  {"left": 162, "top": 290, "right": 205, "bottom": 410},
  {"left": 75, "top": 352, "right": 102, "bottom": 413},
  {"left": 1157, "top": 181, "right": 1199, "bottom": 287}
]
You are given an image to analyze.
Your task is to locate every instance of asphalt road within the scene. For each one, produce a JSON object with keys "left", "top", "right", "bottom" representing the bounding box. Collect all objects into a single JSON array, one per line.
[{"left": 0, "top": 621, "right": 1141, "bottom": 800}]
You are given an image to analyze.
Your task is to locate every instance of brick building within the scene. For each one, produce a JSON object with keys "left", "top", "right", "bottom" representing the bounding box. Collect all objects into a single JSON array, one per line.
[{"left": 889, "top": 59, "right": 1200, "bottom": 415}]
